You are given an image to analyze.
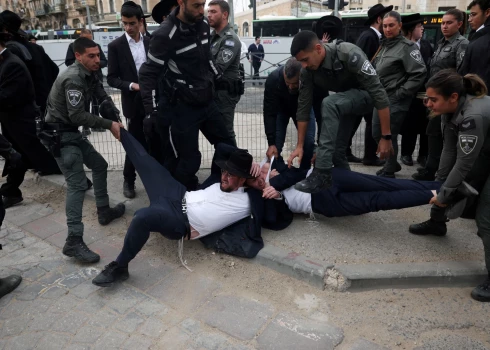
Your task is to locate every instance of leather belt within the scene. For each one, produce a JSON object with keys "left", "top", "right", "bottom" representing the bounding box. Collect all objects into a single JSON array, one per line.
[
  {"left": 44, "top": 123, "right": 79, "bottom": 133},
  {"left": 181, "top": 197, "right": 191, "bottom": 240}
]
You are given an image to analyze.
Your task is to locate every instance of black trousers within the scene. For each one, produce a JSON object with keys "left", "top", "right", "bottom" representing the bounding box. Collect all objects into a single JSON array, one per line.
[
  {"left": 252, "top": 61, "right": 261, "bottom": 80},
  {"left": 116, "top": 129, "right": 188, "bottom": 266},
  {"left": 162, "top": 97, "right": 235, "bottom": 190},
  {"left": 401, "top": 98, "right": 428, "bottom": 159},
  {"left": 346, "top": 113, "right": 378, "bottom": 160},
  {"left": 123, "top": 116, "right": 148, "bottom": 185},
  {"left": 424, "top": 115, "right": 443, "bottom": 172}
]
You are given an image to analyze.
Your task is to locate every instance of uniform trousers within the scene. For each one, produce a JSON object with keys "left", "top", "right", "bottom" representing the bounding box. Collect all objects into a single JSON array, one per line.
[
  {"left": 214, "top": 90, "right": 240, "bottom": 146},
  {"left": 312, "top": 168, "right": 441, "bottom": 217},
  {"left": 401, "top": 98, "right": 429, "bottom": 160},
  {"left": 54, "top": 132, "right": 109, "bottom": 238},
  {"left": 424, "top": 115, "right": 444, "bottom": 173},
  {"left": 346, "top": 112, "right": 379, "bottom": 161},
  {"left": 115, "top": 129, "right": 188, "bottom": 266}
]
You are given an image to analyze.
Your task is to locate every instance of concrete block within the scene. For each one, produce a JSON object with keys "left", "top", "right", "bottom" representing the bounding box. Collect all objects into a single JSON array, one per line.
[
  {"left": 7, "top": 332, "right": 44, "bottom": 350},
  {"left": 155, "top": 326, "right": 191, "bottom": 350},
  {"left": 105, "top": 286, "right": 148, "bottom": 314},
  {"left": 349, "top": 338, "right": 390, "bottom": 350},
  {"left": 138, "top": 316, "right": 167, "bottom": 338},
  {"left": 193, "top": 331, "right": 230, "bottom": 350},
  {"left": 114, "top": 311, "right": 145, "bottom": 333},
  {"left": 73, "top": 325, "right": 106, "bottom": 343},
  {"left": 94, "top": 330, "right": 129, "bottom": 350},
  {"left": 45, "top": 230, "right": 68, "bottom": 248},
  {"left": 35, "top": 332, "right": 72, "bottom": 350},
  {"left": 121, "top": 335, "right": 154, "bottom": 350},
  {"left": 414, "top": 333, "right": 490, "bottom": 350},
  {"left": 124, "top": 256, "right": 175, "bottom": 291},
  {"left": 51, "top": 310, "right": 90, "bottom": 334},
  {"left": 134, "top": 298, "right": 169, "bottom": 317},
  {"left": 21, "top": 216, "right": 66, "bottom": 239},
  {"left": 86, "top": 308, "right": 119, "bottom": 329}
]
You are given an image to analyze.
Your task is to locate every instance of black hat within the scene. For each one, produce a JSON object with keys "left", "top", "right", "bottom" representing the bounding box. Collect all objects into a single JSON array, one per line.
[
  {"left": 0, "top": 10, "right": 27, "bottom": 37},
  {"left": 121, "top": 1, "right": 151, "bottom": 18},
  {"left": 0, "top": 32, "right": 13, "bottom": 42},
  {"left": 313, "top": 15, "right": 342, "bottom": 41},
  {"left": 151, "top": 0, "right": 178, "bottom": 24},
  {"left": 402, "top": 13, "right": 423, "bottom": 29},
  {"left": 364, "top": 4, "right": 393, "bottom": 26},
  {"left": 215, "top": 149, "right": 254, "bottom": 179}
]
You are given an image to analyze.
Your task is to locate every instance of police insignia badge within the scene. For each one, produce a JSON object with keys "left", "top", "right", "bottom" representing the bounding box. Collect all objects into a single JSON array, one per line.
[
  {"left": 222, "top": 49, "right": 234, "bottom": 63},
  {"left": 225, "top": 40, "right": 235, "bottom": 47},
  {"left": 460, "top": 51, "right": 465, "bottom": 60},
  {"left": 459, "top": 135, "right": 478, "bottom": 154},
  {"left": 67, "top": 90, "right": 82, "bottom": 107},
  {"left": 410, "top": 50, "right": 423, "bottom": 63},
  {"left": 360, "top": 60, "right": 376, "bottom": 76}
]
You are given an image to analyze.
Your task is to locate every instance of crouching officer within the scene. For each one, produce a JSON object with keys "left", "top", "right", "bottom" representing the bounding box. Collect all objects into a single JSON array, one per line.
[
  {"left": 208, "top": 0, "right": 243, "bottom": 145},
  {"left": 42, "top": 37, "right": 126, "bottom": 263},
  {"left": 409, "top": 70, "right": 490, "bottom": 302}
]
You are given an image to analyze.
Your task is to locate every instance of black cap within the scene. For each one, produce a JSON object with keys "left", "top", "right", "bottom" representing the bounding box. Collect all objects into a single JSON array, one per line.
[
  {"left": 402, "top": 13, "right": 424, "bottom": 29},
  {"left": 0, "top": 10, "right": 27, "bottom": 37},
  {"left": 151, "top": 0, "right": 178, "bottom": 24},
  {"left": 215, "top": 149, "right": 254, "bottom": 179},
  {"left": 364, "top": 4, "right": 393, "bottom": 26},
  {"left": 313, "top": 15, "right": 342, "bottom": 41}
]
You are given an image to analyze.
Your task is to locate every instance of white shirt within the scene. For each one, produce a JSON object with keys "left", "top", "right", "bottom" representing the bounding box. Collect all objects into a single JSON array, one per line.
[
  {"left": 186, "top": 183, "right": 251, "bottom": 239},
  {"left": 370, "top": 26, "right": 382, "bottom": 39},
  {"left": 0, "top": 48, "right": 6, "bottom": 55},
  {"left": 125, "top": 32, "right": 146, "bottom": 90},
  {"left": 416, "top": 39, "right": 421, "bottom": 49},
  {"left": 282, "top": 169, "right": 313, "bottom": 214},
  {"left": 477, "top": 24, "right": 485, "bottom": 32}
]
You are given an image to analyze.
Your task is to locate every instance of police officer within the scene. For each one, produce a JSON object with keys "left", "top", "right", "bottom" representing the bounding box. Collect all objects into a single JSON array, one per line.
[
  {"left": 288, "top": 30, "right": 393, "bottom": 193},
  {"left": 208, "top": 0, "right": 242, "bottom": 145},
  {"left": 409, "top": 70, "right": 490, "bottom": 303},
  {"left": 413, "top": 9, "right": 469, "bottom": 181},
  {"left": 372, "top": 11, "right": 426, "bottom": 178},
  {"left": 139, "top": 0, "right": 235, "bottom": 191},
  {"left": 44, "top": 37, "right": 125, "bottom": 263}
]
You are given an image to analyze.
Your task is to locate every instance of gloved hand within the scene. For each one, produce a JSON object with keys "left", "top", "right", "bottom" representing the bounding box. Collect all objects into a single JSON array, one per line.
[
  {"left": 5, "top": 149, "right": 23, "bottom": 170},
  {"left": 99, "top": 99, "right": 121, "bottom": 122},
  {"left": 143, "top": 110, "right": 158, "bottom": 140}
]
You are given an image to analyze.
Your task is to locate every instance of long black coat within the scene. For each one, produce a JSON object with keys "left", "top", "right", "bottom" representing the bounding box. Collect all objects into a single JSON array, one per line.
[
  {"left": 356, "top": 27, "right": 380, "bottom": 61},
  {"left": 0, "top": 49, "right": 60, "bottom": 174}
]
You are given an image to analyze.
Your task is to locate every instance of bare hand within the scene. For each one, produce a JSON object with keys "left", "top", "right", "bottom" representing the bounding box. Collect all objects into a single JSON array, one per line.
[
  {"left": 110, "top": 122, "right": 123, "bottom": 141},
  {"left": 250, "top": 162, "right": 261, "bottom": 178},
  {"left": 287, "top": 147, "right": 303, "bottom": 168},
  {"left": 248, "top": 59, "right": 252, "bottom": 63},
  {"left": 263, "top": 186, "right": 281, "bottom": 199},
  {"left": 429, "top": 195, "right": 447, "bottom": 207},
  {"left": 322, "top": 33, "right": 330, "bottom": 43},
  {"left": 269, "top": 169, "right": 279, "bottom": 179},
  {"left": 266, "top": 145, "right": 278, "bottom": 160},
  {"left": 377, "top": 139, "right": 394, "bottom": 160},
  {"left": 132, "top": 83, "right": 140, "bottom": 91}
]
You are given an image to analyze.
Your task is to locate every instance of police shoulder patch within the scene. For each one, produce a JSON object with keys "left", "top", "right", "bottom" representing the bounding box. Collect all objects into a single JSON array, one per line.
[
  {"left": 410, "top": 50, "right": 423, "bottom": 63},
  {"left": 460, "top": 118, "right": 476, "bottom": 131},
  {"left": 66, "top": 90, "right": 82, "bottom": 107},
  {"left": 349, "top": 52, "right": 361, "bottom": 67},
  {"left": 360, "top": 60, "right": 376, "bottom": 76},
  {"left": 222, "top": 48, "right": 234, "bottom": 63},
  {"left": 224, "top": 40, "right": 235, "bottom": 47},
  {"left": 459, "top": 51, "right": 465, "bottom": 60},
  {"left": 459, "top": 134, "right": 478, "bottom": 155}
]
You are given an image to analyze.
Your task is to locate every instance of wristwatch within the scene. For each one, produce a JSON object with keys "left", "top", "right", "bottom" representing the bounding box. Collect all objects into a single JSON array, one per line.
[{"left": 381, "top": 134, "right": 392, "bottom": 140}]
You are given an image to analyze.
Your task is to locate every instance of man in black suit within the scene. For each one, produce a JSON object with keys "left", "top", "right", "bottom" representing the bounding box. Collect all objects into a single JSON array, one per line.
[
  {"left": 345, "top": 4, "right": 392, "bottom": 166},
  {"left": 247, "top": 36, "right": 265, "bottom": 84},
  {"left": 107, "top": 1, "right": 151, "bottom": 199}
]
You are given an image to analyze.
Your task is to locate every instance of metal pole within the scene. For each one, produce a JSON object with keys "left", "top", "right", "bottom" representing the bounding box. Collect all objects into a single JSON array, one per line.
[
  {"left": 253, "top": 0, "right": 256, "bottom": 20},
  {"left": 401, "top": 0, "right": 406, "bottom": 13},
  {"left": 229, "top": 0, "right": 234, "bottom": 26},
  {"left": 85, "top": 3, "right": 93, "bottom": 30},
  {"left": 333, "top": 0, "right": 339, "bottom": 18}
]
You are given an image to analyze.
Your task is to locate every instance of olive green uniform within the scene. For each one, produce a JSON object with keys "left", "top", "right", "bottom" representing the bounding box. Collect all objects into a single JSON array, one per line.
[
  {"left": 45, "top": 61, "right": 114, "bottom": 238},
  {"left": 297, "top": 41, "right": 390, "bottom": 170},
  {"left": 210, "top": 23, "right": 242, "bottom": 145},
  {"left": 372, "top": 34, "right": 427, "bottom": 173}
]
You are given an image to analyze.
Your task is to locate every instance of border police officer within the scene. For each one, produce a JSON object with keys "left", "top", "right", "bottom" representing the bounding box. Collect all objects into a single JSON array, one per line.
[
  {"left": 208, "top": 0, "right": 242, "bottom": 146},
  {"left": 44, "top": 37, "right": 125, "bottom": 263}
]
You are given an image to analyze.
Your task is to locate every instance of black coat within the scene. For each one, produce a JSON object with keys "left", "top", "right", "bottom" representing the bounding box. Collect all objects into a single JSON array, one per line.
[
  {"left": 458, "top": 20, "right": 490, "bottom": 95},
  {"left": 65, "top": 42, "right": 107, "bottom": 81},
  {"left": 0, "top": 49, "right": 60, "bottom": 174},
  {"left": 107, "top": 35, "right": 150, "bottom": 119},
  {"left": 356, "top": 27, "right": 380, "bottom": 61},
  {"left": 246, "top": 43, "right": 265, "bottom": 62}
]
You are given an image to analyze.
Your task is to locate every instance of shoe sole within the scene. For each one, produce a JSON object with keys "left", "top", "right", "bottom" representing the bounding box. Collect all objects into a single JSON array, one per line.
[
  {"left": 470, "top": 291, "right": 490, "bottom": 302},
  {"left": 408, "top": 228, "right": 447, "bottom": 236},
  {"left": 3, "top": 198, "right": 23, "bottom": 209},
  {"left": 62, "top": 249, "right": 100, "bottom": 263},
  {"left": 92, "top": 274, "right": 129, "bottom": 288}
]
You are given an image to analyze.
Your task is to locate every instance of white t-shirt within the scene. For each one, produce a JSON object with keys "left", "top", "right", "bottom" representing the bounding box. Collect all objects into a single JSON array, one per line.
[{"left": 282, "top": 169, "right": 313, "bottom": 214}]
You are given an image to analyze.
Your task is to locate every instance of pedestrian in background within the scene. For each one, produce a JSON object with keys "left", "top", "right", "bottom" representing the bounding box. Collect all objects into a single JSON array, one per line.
[{"left": 247, "top": 36, "right": 264, "bottom": 85}]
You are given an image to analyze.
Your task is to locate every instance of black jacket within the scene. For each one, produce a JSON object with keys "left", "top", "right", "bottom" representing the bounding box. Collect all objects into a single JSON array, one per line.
[
  {"left": 65, "top": 42, "right": 107, "bottom": 81},
  {"left": 246, "top": 43, "right": 265, "bottom": 62},
  {"left": 139, "top": 7, "right": 220, "bottom": 115},
  {"left": 263, "top": 65, "right": 300, "bottom": 146},
  {"left": 107, "top": 35, "right": 150, "bottom": 119},
  {"left": 356, "top": 27, "right": 380, "bottom": 61},
  {"left": 458, "top": 19, "right": 490, "bottom": 95}
]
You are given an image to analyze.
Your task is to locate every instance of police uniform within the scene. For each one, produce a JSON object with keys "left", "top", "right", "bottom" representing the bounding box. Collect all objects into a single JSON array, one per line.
[
  {"left": 372, "top": 34, "right": 427, "bottom": 174},
  {"left": 210, "top": 23, "right": 242, "bottom": 145},
  {"left": 139, "top": 7, "right": 235, "bottom": 190},
  {"left": 421, "top": 33, "right": 469, "bottom": 177},
  {"left": 45, "top": 61, "right": 115, "bottom": 239},
  {"left": 296, "top": 41, "right": 390, "bottom": 171}
]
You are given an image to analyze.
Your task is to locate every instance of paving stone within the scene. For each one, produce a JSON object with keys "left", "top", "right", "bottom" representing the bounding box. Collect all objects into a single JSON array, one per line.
[
  {"left": 180, "top": 318, "right": 202, "bottom": 335},
  {"left": 18, "top": 236, "right": 38, "bottom": 247},
  {"left": 21, "top": 216, "right": 66, "bottom": 239},
  {"left": 138, "top": 316, "right": 167, "bottom": 338},
  {"left": 45, "top": 230, "right": 68, "bottom": 249},
  {"left": 48, "top": 294, "right": 83, "bottom": 314},
  {"left": 196, "top": 295, "right": 275, "bottom": 341},
  {"left": 155, "top": 326, "right": 191, "bottom": 350},
  {"left": 121, "top": 334, "right": 154, "bottom": 350},
  {"left": 76, "top": 296, "right": 107, "bottom": 314},
  {"left": 256, "top": 313, "right": 344, "bottom": 350},
  {"left": 40, "top": 286, "right": 69, "bottom": 299},
  {"left": 23, "top": 298, "right": 55, "bottom": 317},
  {"left": 15, "top": 282, "right": 44, "bottom": 301},
  {"left": 60, "top": 271, "right": 87, "bottom": 289},
  {"left": 64, "top": 344, "right": 93, "bottom": 350},
  {"left": 147, "top": 273, "right": 221, "bottom": 314},
  {"left": 0, "top": 228, "right": 9, "bottom": 239},
  {"left": 105, "top": 286, "right": 148, "bottom": 314},
  {"left": 51, "top": 310, "right": 89, "bottom": 334},
  {"left": 0, "top": 339, "right": 6, "bottom": 350},
  {"left": 134, "top": 298, "right": 169, "bottom": 317},
  {"left": 38, "top": 271, "right": 63, "bottom": 285},
  {"left": 94, "top": 330, "right": 129, "bottom": 350},
  {"left": 71, "top": 279, "right": 100, "bottom": 299},
  {"left": 89, "top": 242, "right": 121, "bottom": 262},
  {"left": 36, "top": 332, "right": 72, "bottom": 350},
  {"left": 22, "top": 266, "right": 46, "bottom": 281},
  {"left": 7, "top": 331, "right": 44, "bottom": 350},
  {"left": 83, "top": 228, "right": 106, "bottom": 245},
  {"left": 124, "top": 256, "right": 175, "bottom": 291},
  {"left": 0, "top": 293, "right": 14, "bottom": 309},
  {"left": 73, "top": 325, "right": 106, "bottom": 343},
  {"left": 193, "top": 331, "right": 229, "bottom": 350},
  {"left": 114, "top": 311, "right": 145, "bottom": 333},
  {"left": 349, "top": 338, "right": 390, "bottom": 350},
  {"left": 27, "top": 311, "right": 58, "bottom": 331},
  {"left": 222, "top": 344, "right": 254, "bottom": 350},
  {"left": 86, "top": 308, "right": 119, "bottom": 329},
  {"left": 38, "top": 259, "right": 65, "bottom": 272},
  {"left": 0, "top": 242, "right": 21, "bottom": 253},
  {"left": 7, "top": 231, "right": 25, "bottom": 241},
  {"left": 6, "top": 203, "right": 53, "bottom": 226},
  {"left": 414, "top": 334, "right": 490, "bottom": 350},
  {"left": 0, "top": 300, "right": 29, "bottom": 320},
  {"left": 0, "top": 314, "right": 32, "bottom": 336}
]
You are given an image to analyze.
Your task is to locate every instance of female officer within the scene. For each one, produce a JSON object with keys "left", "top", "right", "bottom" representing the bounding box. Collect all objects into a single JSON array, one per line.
[
  {"left": 413, "top": 9, "right": 469, "bottom": 181},
  {"left": 372, "top": 11, "right": 427, "bottom": 178},
  {"left": 409, "top": 70, "right": 490, "bottom": 302}
]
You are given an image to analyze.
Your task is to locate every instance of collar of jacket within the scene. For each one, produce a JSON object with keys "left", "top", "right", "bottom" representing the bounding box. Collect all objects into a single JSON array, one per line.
[
  {"left": 321, "top": 42, "right": 338, "bottom": 70},
  {"left": 381, "top": 33, "right": 404, "bottom": 48},
  {"left": 213, "top": 22, "right": 232, "bottom": 38},
  {"left": 447, "top": 95, "right": 467, "bottom": 125},
  {"left": 439, "top": 32, "right": 462, "bottom": 45},
  {"left": 169, "top": 6, "right": 203, "bottom": 35},
  {"left": 75, "top": 60, "right": 93, "bottom": 78}
]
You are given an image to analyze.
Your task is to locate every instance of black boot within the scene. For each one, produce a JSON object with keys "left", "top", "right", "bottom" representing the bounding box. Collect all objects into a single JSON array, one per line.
[
  {"left": 62, "top": 237, "right": 100, "bottom": 263},
  {"left": 417, "top": 156, "right": 427, "bottom": 167},
  {"left": 401, "top": 155, "right": 413, "bottom": 166},
  {"left": 347, "top": 154, "right": 363, "bottom": 163},
  {"left": 412, "top": 168, "right": 436, "bottom": 181},
  {"left": 376, "top": 169, "right": 395, "bottom": 178},
  {"left": 409, "top": 219, "right": 447, "bottom": 236},
  {"left": 471, "top": 275, "right": 490, "bottom": 302},
  {"left": 294, "top": 168, "right": 332, "bottom": 193},
  {"left": 123, "top": 181, "right": 135, "bottom": 199},
  {"left": 376, "top": 163, "right": 401, "bottom": 176},
  {"left": 2, "top": 196, "right": 23, "bottom": 209},
  {"left": 92, "top": 261, "right": 129, "bottom": 287},
  {"left": 362, "top": 157, "right": 386, "bottom": 166},
  {"left": 0, "top": 275, "right": 22, "bottom": 299},
  {"left": 97, "top": 203, "right": 125, "bottom": 226}
]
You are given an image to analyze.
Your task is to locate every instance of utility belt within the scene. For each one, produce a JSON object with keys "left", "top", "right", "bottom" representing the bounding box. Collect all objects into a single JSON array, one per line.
[
  {"left": 162, "top": 71, "right": 214, "bottom": 107},
  {"left": 36, "top": 119, "right": 80, "bottom": 157},
  {"left": 215, "top": 78, "right": 244, "bottom": 96}
]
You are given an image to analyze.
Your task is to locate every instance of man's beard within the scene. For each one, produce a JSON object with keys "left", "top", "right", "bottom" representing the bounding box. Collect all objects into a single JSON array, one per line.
[
  {"left": 219, "top": 184, "right": 233, "bottom": 193},
  {"left": 288, "top": 88, "right": 299, "bottom": 95},
  {"left": 183, "top": 6, "right": 203, "bottom": 23}
]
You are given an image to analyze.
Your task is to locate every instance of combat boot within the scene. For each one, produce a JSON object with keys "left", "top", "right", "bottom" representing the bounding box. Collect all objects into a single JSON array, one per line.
[
  {"left": 2, "top": 196, "right": 23, "bottom": 209},
  {"left": 471, "top": 275, "right": 490, "bottom": 302},
  {"left": 123, "top": 181, "right": 135, "bottom": 199},
  {"left": 412, "top": 168, "right": 435, "bottom": 181},
  {"left": 92, "top": 261, "right": 129, "bottom": 287},
  {"left": 294, "top": 168, "right": 332, "bottom": 193},
  {"left": 409, "top": 219, "right": 447, "bottom": 236},
  {"left": 97, "top": 203, "right": 125, "bottom": 226},
  {"left": 0, "top": 275, "right": 22, "bottom": 299},
  {"left": 62, "top": 237, "right": 100, "bottom": 263}
]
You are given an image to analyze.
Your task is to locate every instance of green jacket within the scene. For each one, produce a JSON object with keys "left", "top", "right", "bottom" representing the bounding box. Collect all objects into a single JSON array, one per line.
[
  {"left": 45, "top": 60, "right": 113, "bottom": 129},
  {"left": 296, "top": 41, "right": 390, "bottom": 122},
  {"left": 373, "top": 34, "right": 427, "bottom": 108},
  {"left": 430, "top": 33, "right": 468, "bottom": 77},
  {"left": 210, "top": 23, "right": 241, "bottom": 81}
]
